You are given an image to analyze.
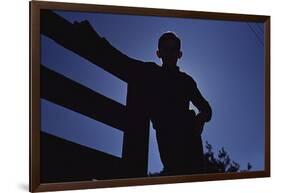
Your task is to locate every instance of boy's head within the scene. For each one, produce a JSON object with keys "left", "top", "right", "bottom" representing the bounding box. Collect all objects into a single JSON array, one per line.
[{"left": 157, "top": 32, "right": 182, "bottom": 68}]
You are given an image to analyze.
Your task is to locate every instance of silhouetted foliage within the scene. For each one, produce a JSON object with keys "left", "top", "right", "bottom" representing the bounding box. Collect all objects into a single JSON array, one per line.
[
  {"left": 148, "top": 141, "right": 252, "bottom": 177},
  {"left": 204, "top": 141, "right": 241, "bottom": 173}
]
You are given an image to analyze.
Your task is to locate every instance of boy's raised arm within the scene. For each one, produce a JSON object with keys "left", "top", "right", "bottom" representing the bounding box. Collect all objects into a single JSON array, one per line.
[{"left": 41, "top": 9, "right": 146, "bottom": 82}]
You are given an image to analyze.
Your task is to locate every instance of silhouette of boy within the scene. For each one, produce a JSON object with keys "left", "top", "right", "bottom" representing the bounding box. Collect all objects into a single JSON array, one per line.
[
  {"left": 70, "top": 20, "right": 212, "bottom": 175},
  {"left": 152, "top": 32, "right": 212, "bottom": 175}
]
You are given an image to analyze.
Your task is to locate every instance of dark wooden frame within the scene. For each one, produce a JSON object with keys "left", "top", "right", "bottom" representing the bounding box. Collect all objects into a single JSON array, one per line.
[{"left": 30, "top": 0, "right": 270, "bottom": 192}]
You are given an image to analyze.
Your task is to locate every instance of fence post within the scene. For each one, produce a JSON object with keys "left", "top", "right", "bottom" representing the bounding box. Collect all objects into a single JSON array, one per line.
[{"left": 122, "top": 83, "right": 150, "bottom": 178}]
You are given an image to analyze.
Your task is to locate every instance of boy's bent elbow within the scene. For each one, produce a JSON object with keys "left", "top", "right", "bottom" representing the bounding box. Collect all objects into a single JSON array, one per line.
[
  {"left": 204, "top": 102, "right": 212, "bottom": 122},
  {"left": 198, "top": 101, "right": 212, "bottom": 123}
]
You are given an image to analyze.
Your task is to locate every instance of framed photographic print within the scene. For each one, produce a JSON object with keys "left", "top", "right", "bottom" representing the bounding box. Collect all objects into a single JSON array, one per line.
[{"left": 29, "top": 0, "right": 270, "bottom": 192}]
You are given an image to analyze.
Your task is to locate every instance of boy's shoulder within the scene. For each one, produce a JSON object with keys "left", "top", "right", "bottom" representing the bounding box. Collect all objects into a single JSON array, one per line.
[
  {"left": 142, "top": 62, "right": 197, "bottom": 85},
  {"left": 144, "top": 61, "right": 160, "bottom": 69},
  {"left": 141, "top": 61, "right": 161, "bottom": 74},
  {"left": 181, "top": 71, "right": 196, "bottom": 84},
  {"left": 179, "top": 71, "right": 197, "bottom": 88}
]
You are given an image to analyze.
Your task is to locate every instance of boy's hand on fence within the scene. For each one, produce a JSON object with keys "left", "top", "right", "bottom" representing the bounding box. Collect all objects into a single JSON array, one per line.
[{"left": 73, "top": 20, "right": 101, "bottom": 42}]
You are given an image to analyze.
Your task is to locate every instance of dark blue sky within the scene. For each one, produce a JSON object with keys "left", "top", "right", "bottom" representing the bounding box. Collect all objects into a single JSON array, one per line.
[{"left": 41, "top": 10, "right": 265, "bottom": 173}]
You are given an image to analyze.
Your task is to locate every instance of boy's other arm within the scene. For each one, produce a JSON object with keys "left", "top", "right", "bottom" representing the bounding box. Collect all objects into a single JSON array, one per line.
[{"left": 189, "top": 79, "right": 212, "bottom": 133}]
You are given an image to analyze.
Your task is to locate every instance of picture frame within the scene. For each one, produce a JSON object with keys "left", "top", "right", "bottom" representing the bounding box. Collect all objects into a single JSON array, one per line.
[{"left": 30, "top": 0, "right": 270, "bottom": 192}]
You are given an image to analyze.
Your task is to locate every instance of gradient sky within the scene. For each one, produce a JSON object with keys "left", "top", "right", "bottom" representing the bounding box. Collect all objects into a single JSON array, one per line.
[{"left": 41, "top": 10, "right": 265, "bottom": 174}]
